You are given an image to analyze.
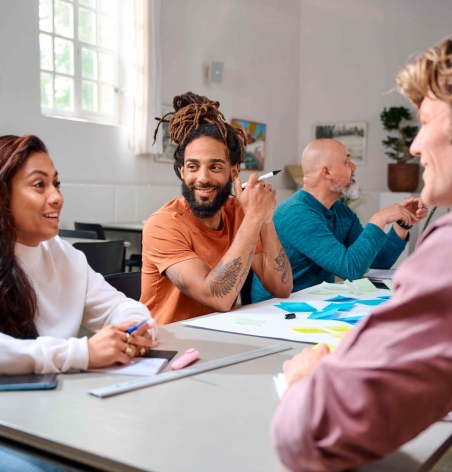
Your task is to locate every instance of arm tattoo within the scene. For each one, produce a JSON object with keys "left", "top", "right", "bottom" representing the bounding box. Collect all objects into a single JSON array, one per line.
[
  {"left": 236, "top": 251, "right": 254, "bottom": 293},
  {"left": 166, "top": 270, "right": 193, "bottom": 298},
  {"left": 210, "top": 257, "right": 243, "bottom": 298},
  {"left": 274, "top": 247, "right": 289, "bottom": 284}
]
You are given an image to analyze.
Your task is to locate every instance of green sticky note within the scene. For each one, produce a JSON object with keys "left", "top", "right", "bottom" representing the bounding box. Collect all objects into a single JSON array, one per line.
[
  {"left": 353, "top": 278, "right": 379, "bottom": 292},
  {"left": 234, "top": 318, "right": 265, "bottom": 326},
  {"left": 383, "top": 279, "right": 394, "bottom": 291},
  {"left": 323, "top": 285, "right": 348, "bottom": 291},
  {"left": 344, "top": 279, "right": 363, "bottom": 295},
  {"left": 307, "top": 289, "right": 335, "bottom": 295}
]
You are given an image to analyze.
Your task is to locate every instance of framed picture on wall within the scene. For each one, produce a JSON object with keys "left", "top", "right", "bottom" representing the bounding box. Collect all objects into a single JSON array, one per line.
[
  {"left": 155, "top": 105, "right": 177, "bottom": 164},
  {"left": 231, "top": 119, "right": 266, "bottom": 170},
  {"left": 313, "top": 122, "right": 367, "bottom": 166}
]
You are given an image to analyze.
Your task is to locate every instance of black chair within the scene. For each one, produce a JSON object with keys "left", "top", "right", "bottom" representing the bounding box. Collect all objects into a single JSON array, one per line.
[
  {"left": 73, "top": 240, "right": 125, "bottom": 276},
  {"left": 240, "top": 269, "right": 254, "bottom": 306},
  {"left": 59, "top": 229, "right": 98, "bottom": 239},
  {"left": 74, "top": 222, "right": 106, "bottom": 240},
  {"left": 105, "top": 272, "right": 142, "bottom": 301}
]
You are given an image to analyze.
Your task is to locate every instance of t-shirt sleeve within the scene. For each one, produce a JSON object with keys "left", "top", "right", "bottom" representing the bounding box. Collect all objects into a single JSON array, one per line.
[{"left": 143, "top": 213, "right": 200, "bottom": 275}]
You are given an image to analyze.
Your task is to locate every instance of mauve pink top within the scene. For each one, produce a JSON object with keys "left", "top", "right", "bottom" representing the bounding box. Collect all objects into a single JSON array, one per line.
[{"left": 271, "top": 212, "right": 452, "bottom": 472}]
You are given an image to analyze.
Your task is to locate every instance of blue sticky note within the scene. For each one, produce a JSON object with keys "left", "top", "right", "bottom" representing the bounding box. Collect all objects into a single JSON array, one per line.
[
  {"left": 356, "top": 299, "right": 387, "bottom": 306},
  {"left": 274, "top": 302, "right": 317, "bottom": 313},
  {"left": 308, "top": 311, "right": 338, "bottom": 320},
  {"left": 378, "top": 295, "right": 391, "bottom": 300},
  {"left": 324, "top": 295, "right": 358, "bottom": 303},
  {"left": 341, "top": 318, "right": 361, "bottom": 326}
]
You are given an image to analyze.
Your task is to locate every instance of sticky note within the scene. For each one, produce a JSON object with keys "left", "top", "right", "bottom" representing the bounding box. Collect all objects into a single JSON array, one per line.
[
  {"left": 234, "top": 318, "right": 265, "bottom": 326},
  {"left": 352, "top": 278, "right": 379, "bottom": 292},
  {"left": 356, "top": 299, "right": 387, "bottom": 306},
  {"left": 306, "top": 289, "right": 335, "bottom": 295},
  {"left": 312, "top": 343, "right": 337, "bottom": 352},
  {"left": 344, "top": 279, "right": 363, "bottom": 295},
  {"left": 291, "top": 327, "right": 325, "bottom": 334},
  {"left": 378, "top": 295, "right": 391, "bottom": 300},
  {"left": 383, "top": 279, "right": 394, "bottom": 291},
  {"left": 274, "top": 302, "right": 317, "bottom": 312},
  {"left": 324, "top": 295, "right": 358, "bottom": 303},
  {"left": 323, "top": 285, "right": 348, "bottom": 291}
]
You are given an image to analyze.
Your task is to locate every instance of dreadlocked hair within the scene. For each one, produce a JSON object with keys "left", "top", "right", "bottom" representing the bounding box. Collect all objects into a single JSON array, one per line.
[{"left": 153, "top": 92, "right": 246, "bottom": 179}]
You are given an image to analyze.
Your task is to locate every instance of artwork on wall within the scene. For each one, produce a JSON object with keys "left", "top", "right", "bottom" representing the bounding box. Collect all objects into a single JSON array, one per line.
[
  {"left": 314, "top": 122, "right": 367, "bottom": 166},
  {"left": 155, "top": 105, "right": 177, "bottom": 164},
  {"left": 231, "top": 119, "right": 266, "bottom": 170}
]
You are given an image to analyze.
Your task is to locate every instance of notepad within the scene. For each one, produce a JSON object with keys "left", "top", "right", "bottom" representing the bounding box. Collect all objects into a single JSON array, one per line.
[
  {"left": 274, "top": 302, "right": 317, "bottom": 312},
  {"left": 234, "top": 318, "right": 265, "bottom": 326},
  {"left": 88, "top": 358, "right": 168, "bottom": 376}
]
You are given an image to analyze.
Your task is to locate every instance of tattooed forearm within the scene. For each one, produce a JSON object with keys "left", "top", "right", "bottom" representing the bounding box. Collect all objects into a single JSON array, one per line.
[
  {"left": 167, "top": 270, "right": 193, "bottom": 298},
  {"left": 274, "top": 247, "right": 289, "bottom": 284},
  {"left": 236, "top": 251, "right": 254, "bottom": 293},
  {"left": 210, "top": 257, "right": 243, "bottom": 298}
]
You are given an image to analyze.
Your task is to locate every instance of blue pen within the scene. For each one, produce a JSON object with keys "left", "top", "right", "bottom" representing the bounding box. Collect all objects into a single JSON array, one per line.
[{"left": 126, "top": 319, "right": 148, "bottom": 334}]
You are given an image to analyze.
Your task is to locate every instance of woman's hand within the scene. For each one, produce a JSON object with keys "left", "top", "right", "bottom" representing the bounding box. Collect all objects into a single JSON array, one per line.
[{"left": 87, "top": 321, "right": 157, "bottom": 368}]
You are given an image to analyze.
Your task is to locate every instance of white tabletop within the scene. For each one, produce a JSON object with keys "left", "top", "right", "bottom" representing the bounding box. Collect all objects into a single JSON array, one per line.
[{"left": 0, "top": 322, "right": 450, "bottom": 471}]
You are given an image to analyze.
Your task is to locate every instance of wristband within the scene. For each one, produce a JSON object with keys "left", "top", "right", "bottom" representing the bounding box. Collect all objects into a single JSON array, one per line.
[{"left": 396, "top": 220, "right": 413, "bottom": 230}]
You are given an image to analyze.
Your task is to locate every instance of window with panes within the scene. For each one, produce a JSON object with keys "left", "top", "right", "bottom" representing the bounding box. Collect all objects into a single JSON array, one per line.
[{"left": 39, "top": 0, "right": 118, "bottom": 124}]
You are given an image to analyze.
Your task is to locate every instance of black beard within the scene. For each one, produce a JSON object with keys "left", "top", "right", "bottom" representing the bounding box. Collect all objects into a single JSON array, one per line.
[{"left": 182, "top": 180, "right": 232, "bottom": 219}]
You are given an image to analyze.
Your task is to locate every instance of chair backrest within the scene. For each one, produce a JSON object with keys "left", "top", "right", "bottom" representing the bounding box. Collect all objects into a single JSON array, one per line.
[
  {"left": 74, "top": 222, "right": 106, "bottom": 240},
  {"left": 104, "top": 272, "right": 142, "bottom": 301},
  {"left": 240, "top": 269, "right": 254, "bottom": 306},
  {"left": 73, "top": 240, "right": 124, "bottom": 276},
  {"left": 59, "top": 229, "right": 98, "bottom": 239}
]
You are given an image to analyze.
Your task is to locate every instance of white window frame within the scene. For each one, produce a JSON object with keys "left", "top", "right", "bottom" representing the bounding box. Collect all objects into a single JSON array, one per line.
[{"left": 39, "top": 0, "right": 120, "bottom": 125}]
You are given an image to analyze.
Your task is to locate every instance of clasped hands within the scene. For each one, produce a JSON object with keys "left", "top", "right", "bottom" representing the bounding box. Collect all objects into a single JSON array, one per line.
[
  {"left": 87, "top": 321, "right": 157, "bottom": 369},
  {"left": 234, "top": 173, "right": 277, "bottom": 225}
]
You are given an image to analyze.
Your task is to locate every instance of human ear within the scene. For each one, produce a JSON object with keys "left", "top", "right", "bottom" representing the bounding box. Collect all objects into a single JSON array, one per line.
[
  {"left": 230, "top": 164, "right": 240, "bottom": 181},
  {"left": 320, "top": 166, "right": 331, "bottom": 181}
]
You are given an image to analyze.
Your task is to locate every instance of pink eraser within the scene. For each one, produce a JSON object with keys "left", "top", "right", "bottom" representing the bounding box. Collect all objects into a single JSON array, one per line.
[{"left": 171, "top": 348, "right": 199, "bottom": 370}]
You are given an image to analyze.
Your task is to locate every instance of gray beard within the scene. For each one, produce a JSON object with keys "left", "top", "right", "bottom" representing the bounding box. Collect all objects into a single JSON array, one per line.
[{"left": 330, "top": 179, "right": 359, "bottom": 200}]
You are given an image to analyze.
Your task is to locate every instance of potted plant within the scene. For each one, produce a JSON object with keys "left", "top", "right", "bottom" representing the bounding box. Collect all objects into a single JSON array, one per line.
[{"left": 380, "top": 106, "right": 419, "bottom": 192}]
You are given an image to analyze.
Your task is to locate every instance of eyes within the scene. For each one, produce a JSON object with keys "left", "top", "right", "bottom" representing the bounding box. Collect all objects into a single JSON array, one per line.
[
  {"left": 186, "top": 164, "right": 224, "bottom": 171},
  {"left": 34, "top": 180, "right": 61, "bottom": 189}
]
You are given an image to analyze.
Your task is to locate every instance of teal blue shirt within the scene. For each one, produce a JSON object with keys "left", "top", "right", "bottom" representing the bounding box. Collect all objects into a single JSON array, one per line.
[{"left": 251, "top": 190, "right": 408, "bottom": 303}]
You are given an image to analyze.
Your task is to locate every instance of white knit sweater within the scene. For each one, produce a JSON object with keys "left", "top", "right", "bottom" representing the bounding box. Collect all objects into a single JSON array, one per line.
[{"left": 0, "top": 237, "right": 155, "bottom": 374}]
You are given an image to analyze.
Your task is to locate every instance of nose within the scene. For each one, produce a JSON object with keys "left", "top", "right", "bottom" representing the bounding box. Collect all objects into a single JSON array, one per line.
[
  {"left": 410, "top": 131, "right": 422, "bottom": 158},
  {"left": 350, "top": 161, "right": 357, "bottom": 171},
  {"left": 197, "top": 166, "right": 211, "bottom": 184},
  {"left": 48, "top": 186, "right": 64, "bottom": 208}
]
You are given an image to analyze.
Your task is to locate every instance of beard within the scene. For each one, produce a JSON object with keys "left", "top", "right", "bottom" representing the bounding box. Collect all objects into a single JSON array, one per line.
[
  {"left": 182, "top": 179, "right": 232, "bottom": 219},
  {"left": 330, "top": 175, "right": 360, "bottom": 200}
]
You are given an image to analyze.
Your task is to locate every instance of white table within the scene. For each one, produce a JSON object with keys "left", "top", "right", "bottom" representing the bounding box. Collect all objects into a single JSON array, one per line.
[
  {"left": 0, "top": 322, "right": 450, "bottom": 471},
  {"left": 61, "top": 236, "right": 131, "bottom": 247}
]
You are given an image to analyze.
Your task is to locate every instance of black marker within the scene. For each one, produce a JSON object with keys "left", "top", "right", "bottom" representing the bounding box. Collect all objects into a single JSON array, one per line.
[{"left": 284, "top": 313, "right": 296, "bottom": 320}]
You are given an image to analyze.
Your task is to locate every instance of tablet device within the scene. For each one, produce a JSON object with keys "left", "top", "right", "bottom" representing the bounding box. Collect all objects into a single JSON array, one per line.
[
  {"left": 0, "top": 373, "right": 58, "bottom": 391},
  {"left": 144, "top": 349, "right": 178, "bottom": 362}
]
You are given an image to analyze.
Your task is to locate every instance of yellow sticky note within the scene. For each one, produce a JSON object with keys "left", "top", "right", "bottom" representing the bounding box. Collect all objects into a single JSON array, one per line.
[{"left": 291, "top": 327, "right": 325, "bottom": 334}]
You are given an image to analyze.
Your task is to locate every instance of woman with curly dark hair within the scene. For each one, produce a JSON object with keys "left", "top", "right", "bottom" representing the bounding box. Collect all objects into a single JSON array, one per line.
[{"left": 0, "top": 135, "right": 157, "bottom": 374}]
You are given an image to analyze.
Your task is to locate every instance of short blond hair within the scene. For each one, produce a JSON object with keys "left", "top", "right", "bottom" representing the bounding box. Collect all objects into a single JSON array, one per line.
[{"left": 397, "top": 38, "right": 452, "bottom": 109}]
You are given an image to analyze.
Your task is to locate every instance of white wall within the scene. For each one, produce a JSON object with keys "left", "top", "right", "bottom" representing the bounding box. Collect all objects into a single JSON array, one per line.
[
  {"left": 160, "top": 0, "right": 301, "bottom": 190},
  {"left": 298, "top": 0, "right": 452, "bottom": 199}
]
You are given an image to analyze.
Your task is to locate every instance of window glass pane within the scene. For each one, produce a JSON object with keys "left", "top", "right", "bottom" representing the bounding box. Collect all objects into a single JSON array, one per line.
[
  {"left": 82, "top": 81, "right": 98, "bottom": 111},
  {"left": 99, "top": 15, "right": 114, "bottom": 48},
  {"left": 99, "top": 84, "right": 114, "bottom": 114},
  {"left": 54, "top": 0, "right": 74, "bottom": 38},
  {"left": 40, "top": 72, "right": 54, "bottom": 108},
  {"left": 79, "top": 0, "right": 96, "bottom": 6},
  {"left": 99, "top": 0, "right": 114, "bottom": 13},
  {"left": 98, "top": 53, "right": 114, "bottom": 82},
  {"left": 54, "top": 38, "right": 74, "bottom": 75},
  {"left": 39, "top": 34, "right": 53, "bottom": 71},
  {"left": 39, "top": 0, "right": 53, "bottom": 32},
  {"left": 79, "top": 8, "right": 96, "bottom": 44},
  {"left": 54, "top": 75, "right": 74, "bottom": 110},
  {"left": 81, "top": 48, "right": 97, "bottom": 79}
]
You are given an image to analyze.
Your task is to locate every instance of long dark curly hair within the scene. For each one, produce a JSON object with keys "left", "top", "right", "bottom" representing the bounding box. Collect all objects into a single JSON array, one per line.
[
  {"left": 153, "top": 92, "right": 246, "bottom": 179},
  {"left": 0, "top": 135, "right": 49, "bottom": 339}
]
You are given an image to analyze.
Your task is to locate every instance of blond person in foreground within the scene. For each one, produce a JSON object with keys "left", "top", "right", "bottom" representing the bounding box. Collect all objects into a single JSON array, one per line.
[
  {"left": 0, "top": 135, "right": 157, "bottom": 374},
  {"left": 271, "top": 37, "right": 452, "bottom": 471}
]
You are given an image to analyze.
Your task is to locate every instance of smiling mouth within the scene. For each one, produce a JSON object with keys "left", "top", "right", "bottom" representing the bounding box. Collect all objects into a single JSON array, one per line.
[{"left": 44, "top": 213, "right": 59, "bottom": 218}]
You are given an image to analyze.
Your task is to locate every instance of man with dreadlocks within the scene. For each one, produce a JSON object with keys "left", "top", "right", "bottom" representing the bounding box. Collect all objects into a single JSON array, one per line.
[{"left": 140, "top": 92, "right": 292, "bottom": 325}]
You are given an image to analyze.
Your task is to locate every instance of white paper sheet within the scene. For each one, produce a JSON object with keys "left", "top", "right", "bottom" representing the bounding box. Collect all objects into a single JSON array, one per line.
[
  {"left": 182, "top": 282, "right": 392, "bottom": 345},
  {"left": 88, "top": 358, "right": 168, "bottom": 376}
]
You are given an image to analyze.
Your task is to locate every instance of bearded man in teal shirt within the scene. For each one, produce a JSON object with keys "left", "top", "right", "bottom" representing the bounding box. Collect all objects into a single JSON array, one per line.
[{"left": 251, "top": 138, "right": 428, "bottom": 303}]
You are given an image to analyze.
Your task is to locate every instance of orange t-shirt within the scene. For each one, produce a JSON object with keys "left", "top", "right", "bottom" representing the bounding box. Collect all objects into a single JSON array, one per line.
[{"left": 140, "top": 196, "right": 262, "bottom": 325}]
